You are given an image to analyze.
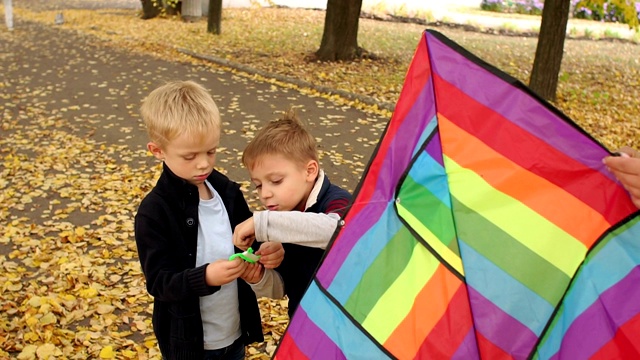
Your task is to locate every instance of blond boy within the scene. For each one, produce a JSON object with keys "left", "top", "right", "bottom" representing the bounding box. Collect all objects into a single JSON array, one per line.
[{"left": 134, "top": 80, "right": 282, "bottom": 359}]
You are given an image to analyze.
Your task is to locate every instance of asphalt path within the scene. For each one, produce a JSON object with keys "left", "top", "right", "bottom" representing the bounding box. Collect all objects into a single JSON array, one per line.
[{"left": 1, "top": 11, "right": 387, "bottom": 232}]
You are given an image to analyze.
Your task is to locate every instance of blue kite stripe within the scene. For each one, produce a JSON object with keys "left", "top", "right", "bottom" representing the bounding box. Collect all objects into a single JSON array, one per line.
[
  {"left": 300, "top": 282, "right": 391, "bottom": 359},
  {"left": 407, "top": 147, "right": 451, "bottom": 207},
  {"left": 411, "top": 113, "right": 438, "bottom": 159},
  {"left": 535, "top": 217, "right": 640, "bottom": 358},
  {"left": 550, "top": 267, "right": 640, "bottom": 360},
  {"left": 317, "top": 201, "right": 389, "bottom": 287},
  {"left": 317, "top": 77, "right": 438, "bottom": 286},
  {"left": 460, "top": 242, "right": 553, "bottom": 336},
  {"left": 328, "top": 202, "right": 402, "bottom": 304},
  {"left": 468, "top": 286, "right": 538, "bottom": 358}
]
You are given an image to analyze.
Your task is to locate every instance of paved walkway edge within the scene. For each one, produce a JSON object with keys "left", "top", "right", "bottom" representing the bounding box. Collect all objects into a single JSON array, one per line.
[{"left": 177, "top": 48, "right": 397, "bottom": 112}]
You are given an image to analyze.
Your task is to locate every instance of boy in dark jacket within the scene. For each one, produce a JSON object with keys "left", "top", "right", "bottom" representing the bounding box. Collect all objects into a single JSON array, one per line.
[
  {"left": 233, "top": 110, "right": 352, "bottom": 316},
  {"left": 134, "top": 81, "right": 283, "bottom": 359}
]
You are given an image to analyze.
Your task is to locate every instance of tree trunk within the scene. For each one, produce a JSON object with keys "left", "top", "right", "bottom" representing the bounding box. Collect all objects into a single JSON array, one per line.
[
  {"left": 140, "top": 0, "right": 161, "bottom": 19},
  {"left": 182, "top": 0, "right": 201, "bottom": 22},
  {"left": 201, "top": 0, "right": 209, "bottom": 15},
  {"left": 207, "top": 0, "right": 222, "bottom": 34},
  {"left": 165, "top": 0, "right": 181, "bottom": 16},
  {"left": 315, "top": 0, "right": 363, "bottom": 61},
  {"left": 529, "top": 0, "right": 571, "bottom": 102},
  {"left": 4, "top": 0, "right": 13, "bottom": 30}
]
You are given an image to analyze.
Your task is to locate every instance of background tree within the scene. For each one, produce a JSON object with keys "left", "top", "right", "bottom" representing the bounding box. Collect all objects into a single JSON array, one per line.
[
  {"left": 315, "top": 0, "right": 363, "bottom": 61},
  {"left": 529, "top": 0, "right": 571, "bottom": 101},
  {"left": 140, "top": 0, "right": 161, "bottom": 19},
  {"left": 182, "top": 0, "right": 201, "bottom": 22},
  {"left": 207, "top": 0, "right": 222, "bottom": 34},
  {"left": 140, "top": 0, "right": 180, "bottom": 19}
]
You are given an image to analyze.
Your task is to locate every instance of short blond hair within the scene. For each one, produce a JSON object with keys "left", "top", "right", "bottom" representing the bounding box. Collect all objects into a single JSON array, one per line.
[
  {"left": 243, "top": 110, "right": 318, "bottom": 170},
  {"left": 140, "top": 80, "right": 220, "bottom": 148}
]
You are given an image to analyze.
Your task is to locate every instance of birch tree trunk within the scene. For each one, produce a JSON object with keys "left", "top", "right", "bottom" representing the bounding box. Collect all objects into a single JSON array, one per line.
[
  {"left": 4, "top": 0, "right": 13, "bottom": 30},
  {"left": 182, "top": 0, "right": 202, "bottom": 22}
]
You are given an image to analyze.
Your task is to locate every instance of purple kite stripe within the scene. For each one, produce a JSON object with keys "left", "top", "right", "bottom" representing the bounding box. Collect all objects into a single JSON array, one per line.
[
  {"left": 426, "top": 125, "right": 443, "bottom": 167},
  {"left": 551, "top": 266, "right": 640, "bottom": 360},
  {"left": 288, "top": 308, "right": 347, "bottom": 359},
  {"left": 451, "top": 328, "right": 481, "bottom": 360},
  {"left": 468, "top": 287, "right": 538, "bottom": 359},
  {"left": 317, "top": 75, "right": 436, "bottom": 286},
  {"left": 425, "top": 32, "right": 617, "bottom": 183},
  {"left": 370, "top": 72, "right": 436, "bottom": 202}
]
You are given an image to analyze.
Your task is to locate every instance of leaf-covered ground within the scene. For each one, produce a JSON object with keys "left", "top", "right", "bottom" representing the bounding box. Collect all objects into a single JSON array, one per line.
[
  {"left": 1, "top": 2, "right": 639, "bottom": 359},
  {"left": 2, "top": 4, "right": 386, "bottom": 358},
  {"left": 12, "top": 4, "right": 640, "bottom": 148}
]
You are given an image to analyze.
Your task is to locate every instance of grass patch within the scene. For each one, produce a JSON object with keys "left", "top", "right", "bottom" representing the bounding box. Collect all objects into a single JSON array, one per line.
[
  {"left": 584, "top": 27, "right": 595, "bottom": 39},
  {"left": 604, "top": 28, "right": 622, "bottom": 39},
  {"left": 500, "top": 21, "right": 519, "bottom": 32}
]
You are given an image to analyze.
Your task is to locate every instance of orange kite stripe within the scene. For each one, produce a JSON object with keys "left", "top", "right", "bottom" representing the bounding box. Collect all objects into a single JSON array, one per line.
[
  {"left": 438, "top": 115, "right": 611, "bottom": 248},
  {"left": 383, "top": 264, "right": 463, "bottom": 358}
]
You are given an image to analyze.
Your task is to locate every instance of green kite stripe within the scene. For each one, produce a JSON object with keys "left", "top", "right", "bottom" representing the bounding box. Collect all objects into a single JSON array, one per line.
[
  {"left": 361, "top": 241, "right": 441, "bottom": 343},
  {"left": 399, "top": 174, "right": 459, "bottom": 250},
  {"left": 345, "top": 226, "right": 416, "bottom": 322},
  {"left": 445, "top": 157, "right": 586, "bottom": 277},
  {"left": 452, "top": 194, "right": 572, "bottom": 304},
  {"left": 398, "top": 203, "right": 463, "bottom": 275}
]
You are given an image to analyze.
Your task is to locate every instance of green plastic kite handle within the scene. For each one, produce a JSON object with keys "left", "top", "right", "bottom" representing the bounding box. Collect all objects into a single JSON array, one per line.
[{"left": 229, "top": 248, "right": 260, "bottom": 263}]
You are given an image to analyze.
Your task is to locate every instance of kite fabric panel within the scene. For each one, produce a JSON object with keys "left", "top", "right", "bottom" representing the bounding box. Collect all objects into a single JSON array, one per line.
[{"left": 273, "top": 29, "right": 640, "bottom": 360}]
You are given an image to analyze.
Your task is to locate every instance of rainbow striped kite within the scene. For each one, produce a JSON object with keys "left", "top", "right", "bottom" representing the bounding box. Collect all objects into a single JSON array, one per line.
[{"left": 273, "top": 30, "right": 640, "bottom": 359}]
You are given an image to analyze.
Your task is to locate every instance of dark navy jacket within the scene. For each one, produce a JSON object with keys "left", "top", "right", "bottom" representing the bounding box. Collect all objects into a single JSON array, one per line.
[
  {"left": 276, "top": 174, "right": 351, "bottom": 316},
  {"left": 134, "top": 164, "right": 263, "bottom": 359}
]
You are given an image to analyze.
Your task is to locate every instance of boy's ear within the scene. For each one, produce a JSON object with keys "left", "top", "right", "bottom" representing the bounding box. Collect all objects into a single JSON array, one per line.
[
  {"left": 147, "top": 142, "right": 165, "bottom": 161},
  {"left": 305, "top": 160, "right": 319, "bottom": 181}
]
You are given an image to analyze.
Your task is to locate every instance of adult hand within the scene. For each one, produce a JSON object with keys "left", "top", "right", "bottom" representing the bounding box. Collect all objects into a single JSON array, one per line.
[
  {"left": 603, "top": 148, "right": 640, "bottom": 208},
  {"left": 256, "top": 242, "right": 284, "bottom": 269},
  {"left": 232, "top": 217, "right": 256, "bottom": 251},
  {"left": 205, "top": 258, "right": 248, "bottom": 286}
]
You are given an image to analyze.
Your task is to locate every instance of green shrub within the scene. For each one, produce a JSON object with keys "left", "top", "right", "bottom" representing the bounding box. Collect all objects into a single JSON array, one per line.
[
  {"left": 480, "top": 0, "right": 544, "bottom": 15},
  {"left": 571, "top": 0, "right": 638, "bottom": 28},
  {"left": 481, "top": 0, "right": 640, "bottom": 28}
]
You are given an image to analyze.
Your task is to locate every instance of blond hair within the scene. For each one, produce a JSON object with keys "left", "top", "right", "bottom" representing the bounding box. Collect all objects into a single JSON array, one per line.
[
  {"left": 243, "top": 109, "right": 318, "bottom": 170},
  {"left": 140, "top": 80, "right": 220, "bottom": 148}
]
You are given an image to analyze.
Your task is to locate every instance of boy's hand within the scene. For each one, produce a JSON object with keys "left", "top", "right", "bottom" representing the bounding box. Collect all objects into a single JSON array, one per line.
[
  {"left": 256, "top": 242, "right": 284, "bottom": 269},
  {"left": 233, "top": 217, "right": 256, "bottom": 250},
  {"left": 240, "top": 263, "right": 264, "bottom": 284},
  {"left": 205, "top": 258, "right": 248, "bottom": 286}
]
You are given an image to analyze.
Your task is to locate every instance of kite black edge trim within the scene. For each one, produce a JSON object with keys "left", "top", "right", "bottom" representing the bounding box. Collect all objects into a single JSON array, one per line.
[
  {"left": 526, "top": 209, "right": 640, "bottom": 360},
  {"left": 393, "top": 125, "right": 466, "bottom": 282},
  {"left": 310, "top": 278, "right": 399, "bottom": 359},
  {"left": 319, "top": 90, "right": 398, "bottom": 256}
]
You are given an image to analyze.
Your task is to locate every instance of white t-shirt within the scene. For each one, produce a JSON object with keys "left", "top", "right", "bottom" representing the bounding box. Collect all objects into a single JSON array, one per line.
[{"left": 196, "top": 181, "right": 241, "bottom": 350}]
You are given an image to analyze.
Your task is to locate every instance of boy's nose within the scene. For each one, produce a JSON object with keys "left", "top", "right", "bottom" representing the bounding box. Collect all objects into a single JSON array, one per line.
[{"left": 196, "top": 158, "right": 210, "bottom": 169}]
